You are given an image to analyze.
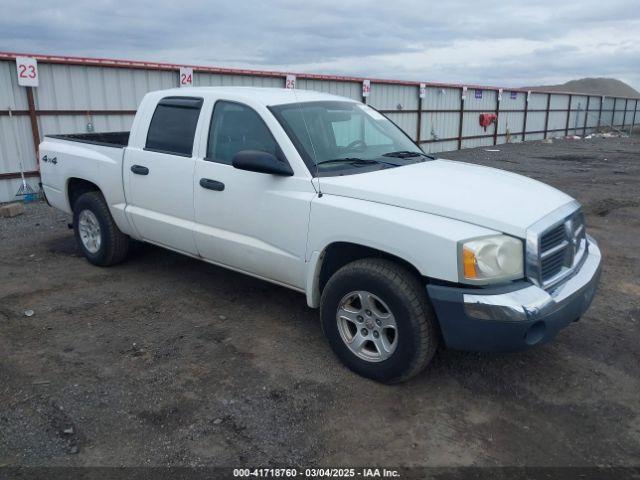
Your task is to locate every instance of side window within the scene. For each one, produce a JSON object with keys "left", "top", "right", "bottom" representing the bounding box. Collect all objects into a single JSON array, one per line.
[
  {"left": 207, "top": 101, "right": 278, "bottom": 165},
  {"left": 145, "top": 97, "right": 203, "bottom": 156}
]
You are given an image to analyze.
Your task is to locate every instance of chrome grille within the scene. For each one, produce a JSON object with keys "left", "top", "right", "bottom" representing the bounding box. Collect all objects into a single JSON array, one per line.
[
  {"left": 541, "top": 248, "right": 566, "bottom": 279},
  {"left": 526, "top": 201, "right": 588, "bottom": 290},
  {"left": 539, "top": 224, "right": 566, "bottom": 251}
]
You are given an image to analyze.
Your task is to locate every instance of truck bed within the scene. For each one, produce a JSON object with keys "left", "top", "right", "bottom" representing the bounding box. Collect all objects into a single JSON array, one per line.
[{"left": 46, "top": 131, "right": 130, "bottom": 148}]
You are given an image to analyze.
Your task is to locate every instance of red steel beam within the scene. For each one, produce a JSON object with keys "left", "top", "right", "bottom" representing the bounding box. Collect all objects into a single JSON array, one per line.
[
  {"left": 457, "top": 87, "right": 465, "bottom": 149},
  {"left": 582, "top": 96, "right": 590, "bottom": 136},
  {"left": 26, "top": 87, "right": 41, "bottom": 170},
  {"left": 543, "top": 94, "right": 551, "bottom": 139},
  {"left": 564, "top": 94, "right": 572, "bottom": 136},
  {"left": 521, "top": 92, "right": 529, "bottom": 141},
  {"left": 0, "top": 170, "right": 40, "bottom": 180}
]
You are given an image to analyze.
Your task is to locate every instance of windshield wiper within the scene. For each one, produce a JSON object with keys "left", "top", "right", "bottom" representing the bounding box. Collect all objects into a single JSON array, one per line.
[
  {"left": 382, "top": 150, "right": 435, "bottom": 159},
  {"left": 316, "top": 157, "right": 400, "bottom": 168}
]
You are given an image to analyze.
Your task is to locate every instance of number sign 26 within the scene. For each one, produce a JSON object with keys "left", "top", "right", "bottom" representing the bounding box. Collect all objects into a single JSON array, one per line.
[
  {"left": 180, "top": 67, "right": 193, "bottom": 88},
  {"left": 16, "top": 57, "right": 39, "bottom": 87}
]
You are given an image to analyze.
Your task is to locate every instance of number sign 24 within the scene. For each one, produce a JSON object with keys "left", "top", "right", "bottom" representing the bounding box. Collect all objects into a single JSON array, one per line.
[{"left": 180, "top": 67, "right": 193, "bottom": 88}]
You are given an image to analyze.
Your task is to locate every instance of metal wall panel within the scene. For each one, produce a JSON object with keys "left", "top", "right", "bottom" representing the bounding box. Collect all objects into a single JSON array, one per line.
[
  {"left": 547, "top": 111, "right": 568, "bottom": 134},
  {"left": 464, "top": 88, "right": 498, "bottom": 111},
  {"left": 524, "top": 132, "right": 545, "bottom": 141},
  {"left": 623, "top": 101, "right": 635, "bottom": 126},
  {"left": 499, "top": 91, "right": 526, "bottom": 111},
  {"left": 570, "top": 95, "right": 588, "bottom": 109},
  {"left": 0, "top": 115, "right": 37, "bottom": 174},
  {"left": 585, "top": 96, "right": 600, "bottom": 128},
  {"left": 424, "top": 140, "right": 458, "bottom": 155},
  {"left": 600, "top": 101, "right": 614, "bottom": 126},
  {"left": 613, "top": 103, "right": 625, "bottom": 126},
  {"left": 550, "top": 94, "right": 570, "bottom": 110},
  {"left": 368, "top": 84, "right": 419, "bottom": 111},
  {"left": 462, "top": 135, "right": 494, "bottom": 149},
  {"left": 462, "top": 111, "right": 494, "bottom": 138},
  {"left": 34, "top": 63, "right": 176, "bottom": 110},
  {"left": 197, "top": 73, "right": 283, "bottom": 88},
  {"left": 38, "top": 114, "right": 134, "bottom": 137},
  {"left": 420, "top": 112, "right": 459, "bottom": 142},
  {"left": 568, "top": 108, "right": 586, "bottom": 134},
  {"left": 601, "top": 111, "right": 614, "bottom": 127},
  {"left": 602, "top": 97, "right": 615, "bottom": 110},
  {"left": 295, "top": 79, "right": 361, "bottom": 101},
  {"left": 526, "top": 111, "right": 546, "bottom": 133},
  {"left": 497, "top": 111, "right": 524, "bottom": 135},
  {"left": 422, "top": 87, "right": 461, "bottom": 110},
  {"left": 385, "top": 112, "right": 417, "bottom": 140},
  {"left": 0, "top": 60, "right": 28, "bottom": 109},
  {"left": 528, "top": 92, "right": 548, "bottom": 110}
]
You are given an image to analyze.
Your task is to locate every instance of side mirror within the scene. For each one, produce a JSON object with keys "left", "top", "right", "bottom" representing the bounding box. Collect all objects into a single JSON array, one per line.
[{"left": 232, "top": 150, "right": 294, "bottom": 176}]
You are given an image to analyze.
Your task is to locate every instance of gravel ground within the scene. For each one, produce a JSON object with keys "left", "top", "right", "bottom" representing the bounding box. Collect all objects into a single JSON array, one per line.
[{"left": 0, "top": 136, "right": 639, "bottom": 467}]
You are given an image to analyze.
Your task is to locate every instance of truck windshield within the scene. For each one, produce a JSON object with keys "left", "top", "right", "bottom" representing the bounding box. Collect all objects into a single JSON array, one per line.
[{"left": 269, "top": 101, "right": 431, "bottom": 176}]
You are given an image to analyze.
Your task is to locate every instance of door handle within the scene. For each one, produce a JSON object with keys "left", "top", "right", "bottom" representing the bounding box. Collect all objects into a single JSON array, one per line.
[
  {"left": 199, "top": 178, "right": 225, "bottom": 191},
  {"left": 131, "top": 165, "right": 149, "bottom": 175}
]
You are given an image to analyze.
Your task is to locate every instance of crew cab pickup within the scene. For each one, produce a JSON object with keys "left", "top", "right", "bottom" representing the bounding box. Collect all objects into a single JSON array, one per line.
[{"left": 40, "top": 87, "right": 601, "bottom": 383}]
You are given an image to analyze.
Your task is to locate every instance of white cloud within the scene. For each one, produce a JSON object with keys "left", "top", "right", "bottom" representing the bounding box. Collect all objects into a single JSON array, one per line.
[{"left": 1, "top": 0, "right": 638, "bottom": 90}]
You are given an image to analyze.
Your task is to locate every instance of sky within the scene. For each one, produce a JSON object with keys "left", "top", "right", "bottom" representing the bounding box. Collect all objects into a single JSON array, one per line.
[{"left": 1, "top": 0, "right": 639, "bottom": 90}]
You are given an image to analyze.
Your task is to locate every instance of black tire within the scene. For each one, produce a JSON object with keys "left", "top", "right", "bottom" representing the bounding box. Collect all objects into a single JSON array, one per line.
[
  {"left": 320, "top": 258, "right": 438, "bottom": 383},
  {"left": 73, "top": 191, "right": 130, "bottom": 266}
]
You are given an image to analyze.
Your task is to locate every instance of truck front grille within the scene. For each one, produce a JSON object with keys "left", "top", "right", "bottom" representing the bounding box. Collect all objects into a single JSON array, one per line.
[
  {"left": 539, "top": 224, "right": 566, "bottom": 252},
  {"left": 527, "top": 202, "right": 588, "bottom": 289},
  {"left": 541, "top": 248, "right": 567, "bottom": 279}
]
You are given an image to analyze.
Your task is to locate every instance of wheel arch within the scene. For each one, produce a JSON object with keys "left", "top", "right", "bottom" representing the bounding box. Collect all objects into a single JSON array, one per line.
[
  {"left": 306, "top": 241, "right": 426, "bottom": 308},
  {"left": 67, "top": 177, "right": 101, "bottom": 211}
]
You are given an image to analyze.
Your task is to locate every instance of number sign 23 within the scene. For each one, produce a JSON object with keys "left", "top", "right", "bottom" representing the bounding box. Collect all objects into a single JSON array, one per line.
[{"left": 16, "top": 57, "right": 39, "bottom": 87}]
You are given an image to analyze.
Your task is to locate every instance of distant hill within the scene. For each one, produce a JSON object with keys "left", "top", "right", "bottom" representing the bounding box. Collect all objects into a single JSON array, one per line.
[{"left": 525, "top": 78, "right": 640, "bottom": 98}]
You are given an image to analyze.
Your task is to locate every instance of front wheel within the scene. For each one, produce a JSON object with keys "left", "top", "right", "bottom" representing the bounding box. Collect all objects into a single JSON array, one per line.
[
  {"left": 73, "top": 191, "right": 130, "bottom": 266},
  {"left": 320, "top": 258, "right": 439, "bottom": 383}
]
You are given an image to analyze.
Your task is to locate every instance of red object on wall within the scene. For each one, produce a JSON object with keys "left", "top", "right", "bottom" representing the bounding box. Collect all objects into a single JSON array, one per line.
[{"left": 479, "top": 113, "right": 497, "bottom": 131}]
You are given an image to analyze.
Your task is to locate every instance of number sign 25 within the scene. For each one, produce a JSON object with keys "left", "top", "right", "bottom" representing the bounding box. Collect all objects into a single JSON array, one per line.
[
  {"left": 16, "top": 57, "right": 39, "bottom": 87},
  {"left": 362, "top": 79, "right": 371, "bottom": 97},
  {"left": 180, "top": 67, "right": 193, "bottom": 88},
  {"left": 285, "top": 75, "right": 296, "bottom": 89}
]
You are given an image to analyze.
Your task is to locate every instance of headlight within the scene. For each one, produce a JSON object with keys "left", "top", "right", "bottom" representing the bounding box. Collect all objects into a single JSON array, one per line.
[{"left": 459, "top": 235, "right": 523, "bottom": 284}]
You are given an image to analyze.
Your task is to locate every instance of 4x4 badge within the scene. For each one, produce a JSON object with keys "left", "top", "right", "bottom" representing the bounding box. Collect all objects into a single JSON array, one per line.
[{"left": 42, "top": 155, "right": 57, "bottom": 165}]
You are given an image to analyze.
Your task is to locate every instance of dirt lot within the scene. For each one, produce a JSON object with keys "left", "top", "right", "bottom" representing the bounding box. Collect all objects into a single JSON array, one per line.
[{"left": 1, "top": 137, "right": 639, "bottom": 467}]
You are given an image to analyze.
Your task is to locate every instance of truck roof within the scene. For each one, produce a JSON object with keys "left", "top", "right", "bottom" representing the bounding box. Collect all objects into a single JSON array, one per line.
[{"left": 149, "top": 87, "right": 357, "bottom": 106}]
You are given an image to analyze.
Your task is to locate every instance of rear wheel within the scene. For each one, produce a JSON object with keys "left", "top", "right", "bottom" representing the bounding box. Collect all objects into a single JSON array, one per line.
[
  {"left": 321, "top": 258, "right": 439, "bottom": 383},
  {"left": 73, "top": 191, "right": 130, "bottom": 266}
]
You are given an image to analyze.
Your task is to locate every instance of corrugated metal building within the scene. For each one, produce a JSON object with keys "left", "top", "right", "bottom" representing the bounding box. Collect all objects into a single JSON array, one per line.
[{"left": 1, "top": 51, "right": 638, "bottom": 203}]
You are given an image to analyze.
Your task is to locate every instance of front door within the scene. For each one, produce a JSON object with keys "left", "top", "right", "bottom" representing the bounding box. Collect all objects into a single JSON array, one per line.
[
  {"left": 193, "top": 100, "right": 315, "bottom": 289},
  {"left": 124, "top": 96, "right": 204, "bottom": 255}
]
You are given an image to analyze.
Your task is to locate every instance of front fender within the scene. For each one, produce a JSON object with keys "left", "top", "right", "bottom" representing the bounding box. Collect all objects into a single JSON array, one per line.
[{"left": 305, "top": 194, "right": 499, "bottom": 307}]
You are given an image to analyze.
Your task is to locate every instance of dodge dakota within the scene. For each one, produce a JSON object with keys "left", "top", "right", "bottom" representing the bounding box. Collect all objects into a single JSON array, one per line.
[{"left": 39, "top": 87, "right": 602, "bottom": 383}]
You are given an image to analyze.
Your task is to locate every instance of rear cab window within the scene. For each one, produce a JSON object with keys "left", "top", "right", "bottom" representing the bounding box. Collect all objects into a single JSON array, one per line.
[{"left": 145, "top": 96, "right": 204, "bottom": 157}]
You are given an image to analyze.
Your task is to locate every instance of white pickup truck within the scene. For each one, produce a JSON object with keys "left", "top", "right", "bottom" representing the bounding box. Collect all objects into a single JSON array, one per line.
[{"left": 40, "top": 87, "right": 601, "bottom": 383}]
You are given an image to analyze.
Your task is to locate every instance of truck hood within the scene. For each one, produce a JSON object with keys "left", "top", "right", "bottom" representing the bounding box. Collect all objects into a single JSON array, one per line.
[{"left": 316, "top": 159, "right": 574, "bottom": 237}]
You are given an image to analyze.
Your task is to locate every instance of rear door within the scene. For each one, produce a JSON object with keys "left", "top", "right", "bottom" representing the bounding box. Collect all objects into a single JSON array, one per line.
[
  {"left": 192, "top": 99, "right": 315, "bottom": 289},
  {"left": 123, "top": 96, "right": 203, "bottom": 255}
]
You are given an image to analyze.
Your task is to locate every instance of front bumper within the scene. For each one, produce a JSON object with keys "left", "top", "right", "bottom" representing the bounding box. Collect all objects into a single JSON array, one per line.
[{"left": 427, "top": 236, "right": 602, "bottom": 352}]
